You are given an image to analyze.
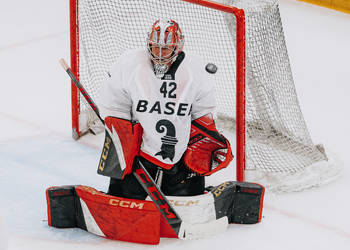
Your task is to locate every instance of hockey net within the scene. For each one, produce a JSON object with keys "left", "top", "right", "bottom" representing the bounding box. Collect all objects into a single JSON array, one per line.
[{"left": 69, "top": 0, "right": 341, "bottom": 192}]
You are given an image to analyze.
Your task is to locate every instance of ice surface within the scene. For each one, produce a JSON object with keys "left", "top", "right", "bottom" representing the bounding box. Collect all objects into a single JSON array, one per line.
[{"left": 1, "top": 0, "right": 350, "bottom": 249}]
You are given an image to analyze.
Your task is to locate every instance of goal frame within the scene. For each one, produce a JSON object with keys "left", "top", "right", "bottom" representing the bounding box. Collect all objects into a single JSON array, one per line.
[{"left": 69, "top": 0, "right": 246, "bottom": 182}]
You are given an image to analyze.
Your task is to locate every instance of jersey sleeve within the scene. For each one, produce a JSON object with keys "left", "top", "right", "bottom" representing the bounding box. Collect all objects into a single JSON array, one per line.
[
  {"left": 191, "top": 62, "right": 216, "bottom": 120},
  {"left": 99, "top": 60, "right": 132, "bottom": 120}
]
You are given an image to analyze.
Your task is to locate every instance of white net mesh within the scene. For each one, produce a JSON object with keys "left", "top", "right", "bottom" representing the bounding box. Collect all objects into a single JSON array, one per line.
[
  {"left": 73, "top": 0, "right": 341, "bottom": 192},
  {"left": 221, "top": 0, "right": 341, "bottom": 191}
]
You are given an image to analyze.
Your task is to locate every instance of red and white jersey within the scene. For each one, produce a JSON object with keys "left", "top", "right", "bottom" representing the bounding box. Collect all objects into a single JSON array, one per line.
[{"left": 99, "top": 48, "right": 216, "bottom": 168}]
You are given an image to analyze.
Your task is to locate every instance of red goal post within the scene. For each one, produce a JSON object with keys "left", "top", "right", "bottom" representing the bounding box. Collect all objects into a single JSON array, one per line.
[
  {"left": 69, "top": 0, "right": 247, "bottom": 182},
  {"left": 182, "top": 0, "right": 246, "bottom": 182}
]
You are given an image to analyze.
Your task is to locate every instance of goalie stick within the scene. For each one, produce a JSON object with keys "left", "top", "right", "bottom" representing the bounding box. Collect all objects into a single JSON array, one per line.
[{"left": 59, "top": 58, "right": 226, "bottom": 239}]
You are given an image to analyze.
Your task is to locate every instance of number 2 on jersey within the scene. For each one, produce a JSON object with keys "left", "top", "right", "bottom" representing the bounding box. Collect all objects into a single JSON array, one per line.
[{"left": 160, "top": 82, "right": 177, "bottom": 99}]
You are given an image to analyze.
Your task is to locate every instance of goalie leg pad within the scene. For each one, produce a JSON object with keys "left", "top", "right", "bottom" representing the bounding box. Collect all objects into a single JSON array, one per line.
[
  {"left": 46, "top": 185, "right": 161, "bottom": 244},
  {"left": 211, "top": 181, "right": 265, "bottom": 224},
  {"left": 157, "top": 192, "right": 227, "bottom": 238}
]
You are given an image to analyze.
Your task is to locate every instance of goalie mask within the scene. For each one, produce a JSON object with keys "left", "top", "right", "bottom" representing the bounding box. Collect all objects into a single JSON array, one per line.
[{"left": 147, "top": 19, "right": 184, "bottom": 78}]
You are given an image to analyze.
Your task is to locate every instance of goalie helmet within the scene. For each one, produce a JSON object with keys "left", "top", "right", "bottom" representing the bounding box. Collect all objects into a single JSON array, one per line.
[{"left": 147, "top": 19, "right": 184, "bottom": 78}]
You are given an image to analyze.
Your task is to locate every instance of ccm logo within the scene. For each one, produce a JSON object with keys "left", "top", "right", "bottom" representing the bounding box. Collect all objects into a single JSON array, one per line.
[
  {"left": 109, "top": 199, "right": 145, "bottom": 209},
  {"left": 169, "top": 200, "right": 199, "bottom": 207},
  {"left": 213, "top": 182, "right": 230, "bottom": 197},
  {"left": 51, "top": 190, "right": 72, "bottom": 197},
  {"left": 241, "top": 188, "right": 259, "bottom": 194},
  {"left": 98, "top": 136, "right": 112, "bottom": 171}
]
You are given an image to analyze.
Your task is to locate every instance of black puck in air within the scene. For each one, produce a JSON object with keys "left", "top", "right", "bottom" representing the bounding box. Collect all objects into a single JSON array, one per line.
[{"left": 205, "top": 63, "right": 217, "bottom": 74}]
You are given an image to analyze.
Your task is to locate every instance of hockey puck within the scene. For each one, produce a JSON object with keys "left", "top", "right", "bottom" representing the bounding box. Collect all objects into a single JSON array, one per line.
[{"left": 205, "top": 63, "right": 217, "bottom": 74}]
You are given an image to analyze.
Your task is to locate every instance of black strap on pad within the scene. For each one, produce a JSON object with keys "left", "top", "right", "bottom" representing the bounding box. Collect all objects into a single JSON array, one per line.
[
  {"left": 210, "top": 181, "right": 265, "bottom": 224},
  {"left": 46, "top": 186, "right": 86, "bottom": 230}
]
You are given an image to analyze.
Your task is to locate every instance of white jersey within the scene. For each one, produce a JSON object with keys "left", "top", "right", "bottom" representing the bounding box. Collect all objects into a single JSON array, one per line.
[{"left": 99, "top": 48, "right": 216, "bottom": 168}]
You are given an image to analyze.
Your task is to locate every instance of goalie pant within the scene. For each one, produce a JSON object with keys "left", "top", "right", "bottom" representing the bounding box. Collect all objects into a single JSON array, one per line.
[{"left": 46, "top": 181, "right": 264, "bottom": 245}]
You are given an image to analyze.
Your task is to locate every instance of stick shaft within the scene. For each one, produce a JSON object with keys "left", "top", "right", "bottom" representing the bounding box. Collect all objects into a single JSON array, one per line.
[
  {"left": 133, "top": 161, "right": 182, "bottom": 235},
  {"left": 59, "top": 58, "right": 103, "bottom": 124},
  {"left": 60, "top": 58, "right": 184, "bottom": 237}
]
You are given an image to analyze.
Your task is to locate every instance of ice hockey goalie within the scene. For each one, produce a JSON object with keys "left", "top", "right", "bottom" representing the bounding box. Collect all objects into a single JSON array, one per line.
[{"left": 46, "top": 19, "right": 264, "bottom": 244}]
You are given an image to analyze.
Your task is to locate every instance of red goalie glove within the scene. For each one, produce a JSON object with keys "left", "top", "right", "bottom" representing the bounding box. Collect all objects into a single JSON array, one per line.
[{"left": 184, "top": 114, "right": 233, "bottom": 176}]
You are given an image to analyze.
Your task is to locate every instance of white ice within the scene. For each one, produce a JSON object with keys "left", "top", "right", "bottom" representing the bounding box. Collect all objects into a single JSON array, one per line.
[{"left": 1, "top": 0, "right": 350, "bottom": 249}]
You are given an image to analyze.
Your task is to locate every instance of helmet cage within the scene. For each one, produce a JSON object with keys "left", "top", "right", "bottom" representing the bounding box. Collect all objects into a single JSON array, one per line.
[
  {"left": 148, "top": 43, "right": 178, "bottom": 65},
  {"left": 147, "top": 19, "right": 184, "bottom": 76}
]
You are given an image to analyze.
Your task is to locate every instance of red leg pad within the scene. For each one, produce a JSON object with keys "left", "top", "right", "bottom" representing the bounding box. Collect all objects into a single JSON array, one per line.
[{"left": 75, "top": 186, "right": 160, "bottom": 244}]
